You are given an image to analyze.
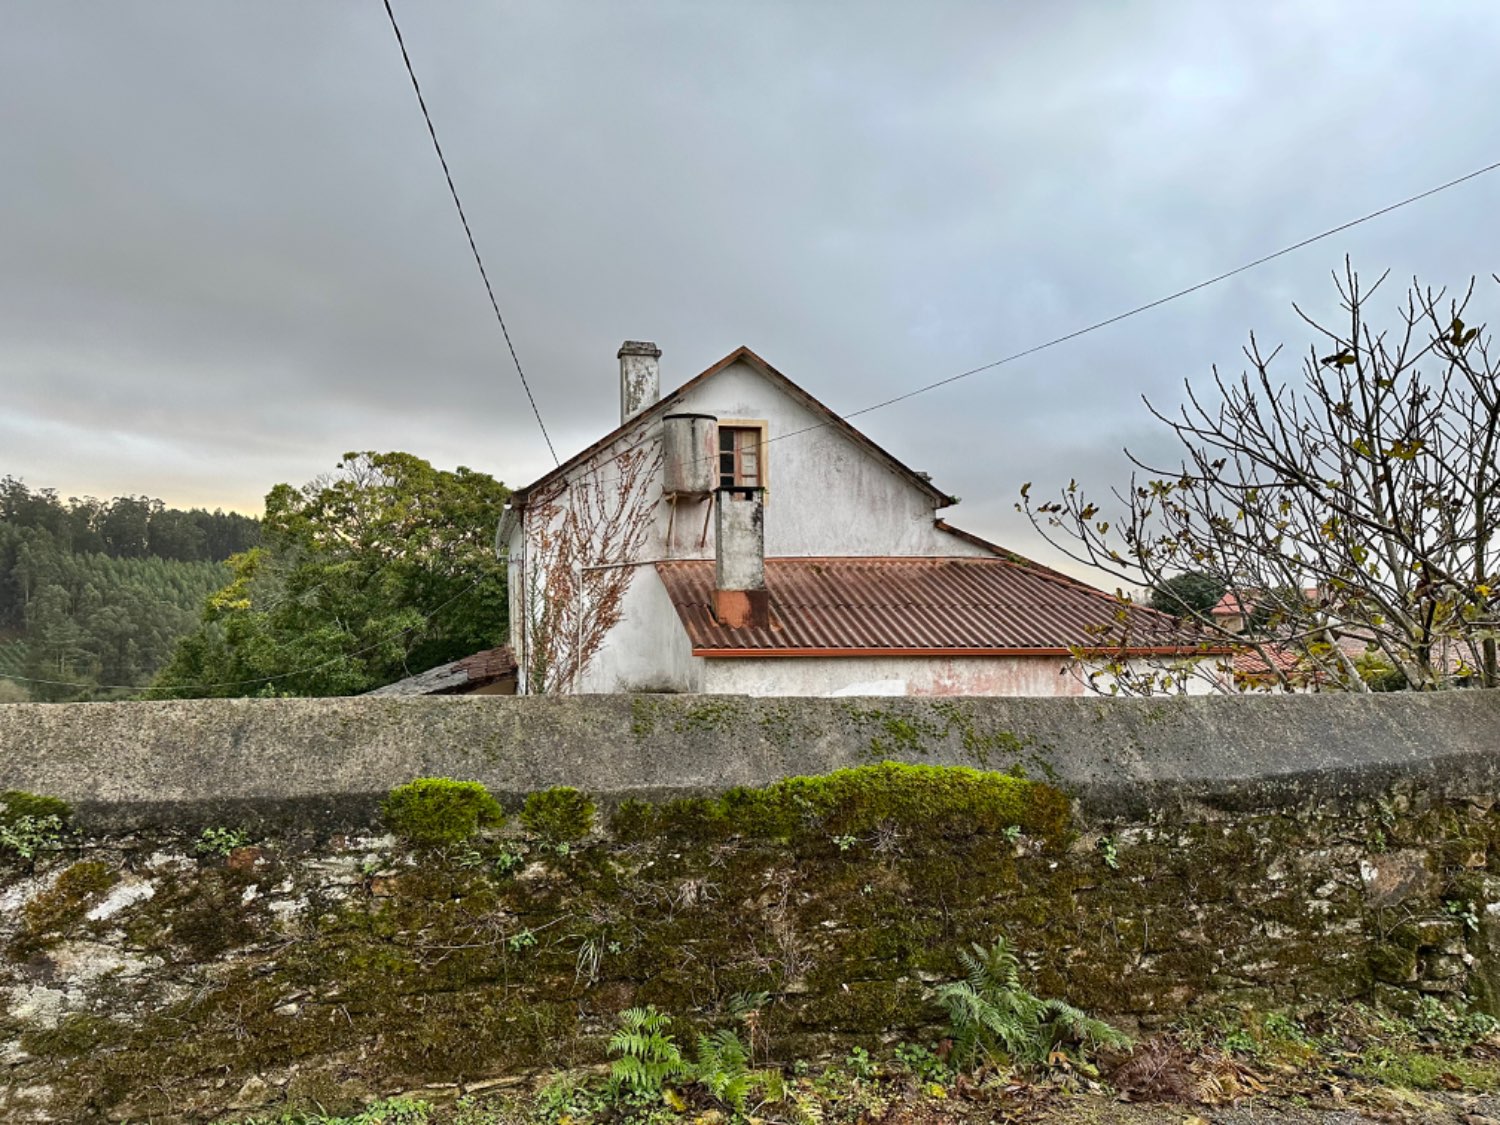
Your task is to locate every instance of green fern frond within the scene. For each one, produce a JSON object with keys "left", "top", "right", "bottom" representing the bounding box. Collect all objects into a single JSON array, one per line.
[
  {"left": 937, "top": 933, "right": 1130, "bottom": 1071},
  {"left": 608, "top": 1006, "right": 689, "bottom": 1094}
]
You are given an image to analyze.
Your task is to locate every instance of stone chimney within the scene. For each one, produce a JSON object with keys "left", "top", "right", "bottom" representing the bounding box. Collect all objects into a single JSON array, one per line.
[
  {"left": 618, "top": 341, "right": 661, "bottom": 424},
  {"left": 713, "top": 487, "right": 769, "bottom": 629}
]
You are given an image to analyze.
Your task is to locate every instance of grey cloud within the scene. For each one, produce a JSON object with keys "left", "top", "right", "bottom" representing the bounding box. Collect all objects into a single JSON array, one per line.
[{"left": 2, "top": 1, "right": 1498, "bottom": 577}]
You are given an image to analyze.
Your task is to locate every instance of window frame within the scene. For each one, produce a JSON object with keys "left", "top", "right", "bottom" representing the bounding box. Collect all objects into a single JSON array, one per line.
[{"left": 716, "top": 419, "right": 770, "bottom": 496}]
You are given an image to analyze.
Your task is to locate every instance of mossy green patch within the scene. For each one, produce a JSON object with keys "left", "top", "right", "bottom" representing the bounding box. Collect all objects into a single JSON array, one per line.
[
  {"left": 21, "top": 1012, "right": 129, "bottom": 1059},
  {"left": 612, "top": 762, "right": 1069, "bottom": 848},
  {"left": 11, "top": 859, "right": 117, "bottom": 956},
  {"left": 521, "top": 787, "right": 597, "bottom": 842},
  {"left": 1370, "top": 942, "right": 1419, "bottom": 984},
  {"left": 0, "top": 790, "right": 71, "bottom": 825},
  {"left": 383, "top": 778, "right": 505, "bottom": 847}
]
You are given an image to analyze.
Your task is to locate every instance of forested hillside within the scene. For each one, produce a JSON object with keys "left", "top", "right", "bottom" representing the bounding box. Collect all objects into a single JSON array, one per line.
[{"left": 0, "top": 477, "right": 259, "bottom": 700}]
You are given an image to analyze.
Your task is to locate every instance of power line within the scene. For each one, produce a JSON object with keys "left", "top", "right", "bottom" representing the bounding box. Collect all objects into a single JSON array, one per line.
[
  {"left": 575, "top": 156, "right": 1500, "bottom": 489},
  {"left": 824, "top": 156, "right": 1500, "bottom": 427},
  {"left": 9, "top": 160, "right": 1495, "bottom": 696},
  {"left": 380, "top": 0, "right": 559, "bottom": 466}
]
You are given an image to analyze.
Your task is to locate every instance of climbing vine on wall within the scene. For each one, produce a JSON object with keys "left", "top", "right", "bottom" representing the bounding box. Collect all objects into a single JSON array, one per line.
[{"left": 521, "top": 425, "right": 663, "bottom": 693}]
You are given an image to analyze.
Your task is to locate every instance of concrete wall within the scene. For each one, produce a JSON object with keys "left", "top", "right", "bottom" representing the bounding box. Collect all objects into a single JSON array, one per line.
[{"left": 2, "top": 692, "right": 1498, "bottom": 831}]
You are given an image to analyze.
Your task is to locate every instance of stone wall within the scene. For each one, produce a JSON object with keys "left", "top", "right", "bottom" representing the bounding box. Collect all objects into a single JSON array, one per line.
[{"left": 2, "top": 693, "right": 1500, "bottom": 1122}]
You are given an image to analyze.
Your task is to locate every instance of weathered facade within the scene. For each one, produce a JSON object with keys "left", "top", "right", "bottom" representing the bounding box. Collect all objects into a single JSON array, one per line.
[{"left": 503, "top": 344, "right": 1199, "bottom": 696}]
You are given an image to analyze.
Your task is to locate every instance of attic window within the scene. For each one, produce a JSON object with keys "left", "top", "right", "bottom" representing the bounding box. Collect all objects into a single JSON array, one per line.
[{"left": 718, "top": 424, "right": 764, "bottom": 492}]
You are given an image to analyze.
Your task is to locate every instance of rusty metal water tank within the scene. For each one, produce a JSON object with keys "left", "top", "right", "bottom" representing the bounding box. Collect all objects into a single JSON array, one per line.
[{"left": 662, "top": 413, "right": 717, "bottom": 497}]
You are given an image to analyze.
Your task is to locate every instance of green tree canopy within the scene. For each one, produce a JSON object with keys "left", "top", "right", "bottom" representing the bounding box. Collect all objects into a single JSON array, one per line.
[
  {"left": 150, "top": 452, "right": 509, "bottom": 698},
  {"left": 1148, "top": 570, "right": 1227, "bottom": 619}
]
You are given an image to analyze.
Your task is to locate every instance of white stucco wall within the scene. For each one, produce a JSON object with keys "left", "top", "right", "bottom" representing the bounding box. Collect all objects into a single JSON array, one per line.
[
  {"left": 697, "top": 655, "right": 1224, "bottom": 698},
  {"left": 510, "top": 357, "right": 1002, "bottom": 694},
  {"left": 699, "top": 655, "right": 1081, "bottom": 697}
]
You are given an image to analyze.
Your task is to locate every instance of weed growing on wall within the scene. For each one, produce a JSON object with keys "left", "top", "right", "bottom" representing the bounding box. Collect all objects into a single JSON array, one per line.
[
  {"left": 382, "top": 778, "right": 505, "bottom": 847},
  {"left": 0, "top": 790, "right": 71, "bottom": 862},
  {"left": 605, "top": 1008, "right": 783, "bottom": 1117},
  {"left": 935, "top": 936, "right": 1130, "bottom": 1069},
  {"left": 608, "top": 1007, "right": 690, "bottom": 1096},
  {"left": 194, "top": 827, "right": 250, "bottom": 858}
]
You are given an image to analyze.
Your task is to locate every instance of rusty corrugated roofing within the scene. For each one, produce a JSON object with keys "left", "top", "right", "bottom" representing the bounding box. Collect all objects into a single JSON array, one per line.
[{"left": 655, "top": 557, "right": 1208, "bottom": 656}]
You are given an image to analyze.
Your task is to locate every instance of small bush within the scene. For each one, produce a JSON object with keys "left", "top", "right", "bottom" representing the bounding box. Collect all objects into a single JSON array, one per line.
[
  {"left": 383, "top": 778, "right": 505, "bottom": 847},
  {"left": 522, "top": 786, "right": 596, "bottom": 842}
]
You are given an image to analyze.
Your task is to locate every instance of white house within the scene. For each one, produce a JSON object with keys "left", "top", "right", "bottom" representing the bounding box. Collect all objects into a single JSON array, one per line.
[{"left": 500, "top": 342, "right": 1202, "bottom": 696}]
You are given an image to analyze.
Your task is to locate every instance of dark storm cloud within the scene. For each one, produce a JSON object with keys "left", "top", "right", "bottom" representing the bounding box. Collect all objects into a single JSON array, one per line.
[{"left": 2, "top": 1, "right": 1498, "bottom": 572}]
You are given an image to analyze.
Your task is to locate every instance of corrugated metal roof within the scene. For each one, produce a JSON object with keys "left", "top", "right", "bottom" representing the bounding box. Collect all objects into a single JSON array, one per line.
[{"left": 655, "top": 557, "right": 1207, "bottom": 655}]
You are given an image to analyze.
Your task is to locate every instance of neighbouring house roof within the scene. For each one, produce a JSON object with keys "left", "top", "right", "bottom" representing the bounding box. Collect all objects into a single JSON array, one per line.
[
  {"left": 1228, "top": 643, "right": 1308, "bottom": 678},
  {"left": 655, "top": 556, "right": 1214, "bottom": 657},
  {"left": 508, "top": 346, "right": 954, "bottom": 511},
  {"left": 366, "top": 646, "right": 517, "bottom": 696},
  {"left": 1210, "top": 591, "right": 1252, "bottom": 617}
]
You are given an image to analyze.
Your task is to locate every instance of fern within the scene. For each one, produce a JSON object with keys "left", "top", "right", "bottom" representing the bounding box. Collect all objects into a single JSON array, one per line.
[
  {"left": 692, "top": 1028, "right": 784, "bottom": 1116},
  {"left": 608, "top": 1007, "right": 690, "bottom": 1095},
  {"left": 935, "top": 935, "right": 1130, "bottom": 1071}
]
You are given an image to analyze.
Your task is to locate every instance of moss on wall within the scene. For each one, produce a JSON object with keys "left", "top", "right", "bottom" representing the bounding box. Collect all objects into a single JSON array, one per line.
[
  {"left": 520, "top": 787, "right": 597, "bottom": 842},
  {"left": 3, "top": 766, "right": 1498, "bottom": 1123},
  {"left": 383, "top": 778, "right": 506, "bottom": 847}
]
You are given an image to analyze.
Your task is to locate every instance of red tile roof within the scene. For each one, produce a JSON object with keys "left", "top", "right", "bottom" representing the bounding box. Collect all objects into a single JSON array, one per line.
[
  {"left": 656, "top": 557, "right": 1213, "bottom": 657},
  {"left": 1228, "top": 643, "right": 1306, "bottom": 676},
  {"left": 1210, "top": 591, "right": 1252, "bottom": 617}
]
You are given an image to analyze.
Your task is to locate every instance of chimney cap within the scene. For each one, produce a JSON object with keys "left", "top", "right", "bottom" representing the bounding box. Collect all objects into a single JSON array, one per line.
[{"left": 618, "top": 340, "right": 662, "bottom": 358}]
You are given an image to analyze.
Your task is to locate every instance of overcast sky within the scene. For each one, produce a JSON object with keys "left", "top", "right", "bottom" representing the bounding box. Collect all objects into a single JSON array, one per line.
[{"left": 3, "top": 1, "right": 1498, "bottom": 575}]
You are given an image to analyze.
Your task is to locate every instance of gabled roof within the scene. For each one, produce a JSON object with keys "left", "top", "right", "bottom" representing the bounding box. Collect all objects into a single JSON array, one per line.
[
  {"left": 655, "top": 557, "right": 1215, "bottom": 657},
  {"left": 509, "top": 346, "right": 954, "bottom": 509}
]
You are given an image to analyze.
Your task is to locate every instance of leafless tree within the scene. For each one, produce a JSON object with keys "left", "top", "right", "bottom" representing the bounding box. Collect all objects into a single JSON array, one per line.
[{"left": 1021, "top": 263, "right": 1500, "bottom": 692}]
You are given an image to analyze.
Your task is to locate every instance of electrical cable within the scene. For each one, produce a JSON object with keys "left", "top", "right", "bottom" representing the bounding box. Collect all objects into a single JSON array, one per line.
[
  {"left": 568, "top": 157, "right": 1500, "bottom": 490},
  {"left": 380, "top": 0, "right": 559, "bottom": 465}
]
